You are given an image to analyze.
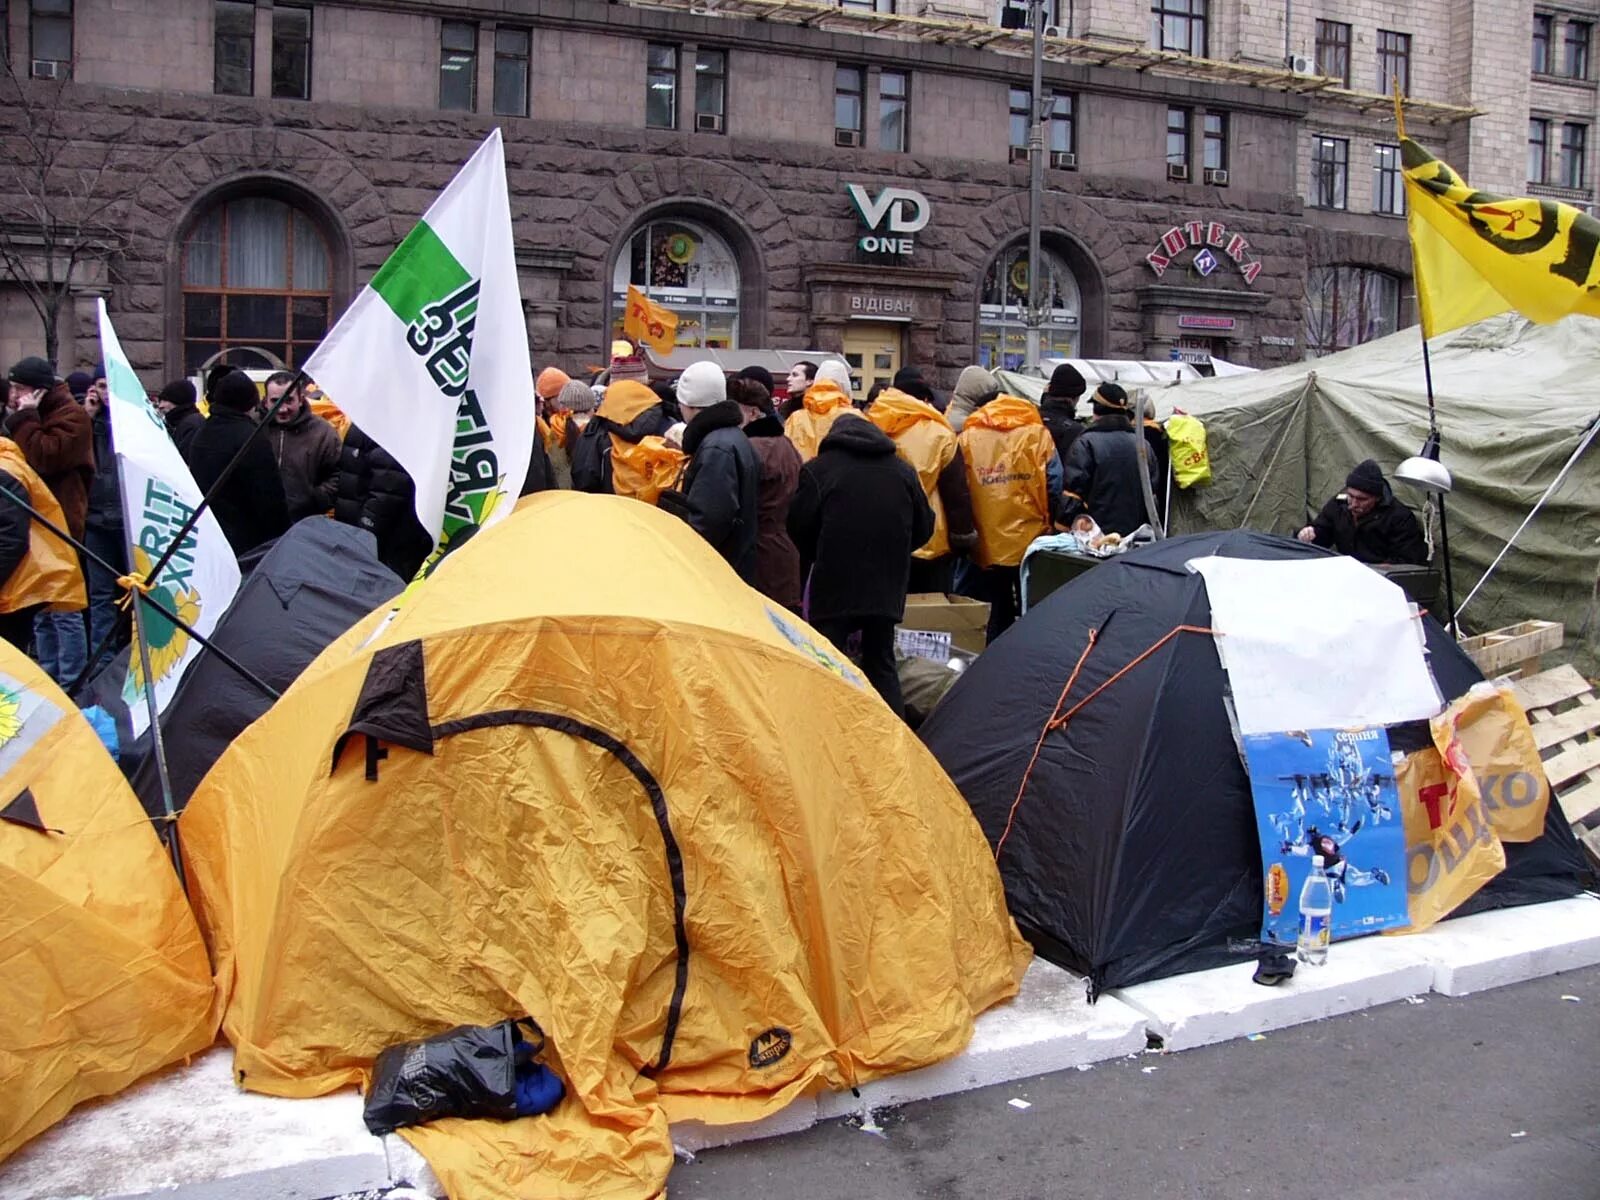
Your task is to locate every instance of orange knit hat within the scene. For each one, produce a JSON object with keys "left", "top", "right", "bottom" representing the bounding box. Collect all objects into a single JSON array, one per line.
[{"left": 536, "top": 366, "right": 571, "bottom": 401}]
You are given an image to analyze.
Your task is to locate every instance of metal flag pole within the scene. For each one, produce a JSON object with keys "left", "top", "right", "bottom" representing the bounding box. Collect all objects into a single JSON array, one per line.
[
  {"left": 1023, "top": 0, "right": 1046, "bottom": 374},
  {"left": 0, "top": 486, "right": 279, "bottom": 701},
  {"left": 139, "top": 368, "right": 305, "bottom": 592},
  {"left": 129, "top": 583, "right": 186, "bottom": 887}
]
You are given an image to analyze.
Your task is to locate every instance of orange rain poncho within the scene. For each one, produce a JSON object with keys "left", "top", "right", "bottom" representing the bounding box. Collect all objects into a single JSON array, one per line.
[
  {"left": 958, "top": 396, "right": 1057, "bottom": 568},
  {"left": 783, "top": 379, "right": 855, "bottom": 461},
  {"left": 866, "top": 388, "right": 960, "bottom": 560},
  {"left": 182, "top": 492, "right": 1029, "bottom": 1199}
]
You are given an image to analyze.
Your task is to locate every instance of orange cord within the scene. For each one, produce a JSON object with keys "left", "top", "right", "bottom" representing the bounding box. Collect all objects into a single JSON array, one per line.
[
  {"left": 993, "top": 624, "right": 1218, "bottom": 861},
  {"left": 994, "top": 628, "right": 1098, "bottom": 860}
]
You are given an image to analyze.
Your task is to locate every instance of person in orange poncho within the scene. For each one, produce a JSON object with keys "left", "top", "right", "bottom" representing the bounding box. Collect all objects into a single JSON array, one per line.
[
  {"left": 782, "top": 360, "right": 855, "bottom": 462},
  {"left": 864, "top": 387, "right": 976, "bottom": 595},
  {"left": 957, "top": 392, "right": 1062, "bottom": 641}
]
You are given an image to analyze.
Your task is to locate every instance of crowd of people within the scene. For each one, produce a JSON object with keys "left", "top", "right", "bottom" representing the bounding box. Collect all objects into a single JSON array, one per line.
[{"left": 2, "top": 344, "right": 1425, "bottom": 721}]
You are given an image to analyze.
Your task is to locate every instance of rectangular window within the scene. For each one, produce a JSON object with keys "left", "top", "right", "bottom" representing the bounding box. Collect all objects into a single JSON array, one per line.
[
  {"left": 493, "top": 26, "right": 530, "bottom": 117},
  {"left": 1202, "top": 111, "right": 1227, "bottom": 171},
  {"left": 1562, "top": 122, "right": 1587, "bottom": 189},
  {"left": 835, "top": 64, "right": 864, "bottom": 135},
  {"left": 1533, "top": 13, "right": 1552, "bottom": 73},
  {"left": 439, "top": 20, "right": 477, "bottom": 111},
  {"left": 1373, "top": 143, "right": 1404, "bottom": 215},
  {"left": 1312, "top": 135, "right": 1349, "bottom": 209},
  {"left": 214, "top": 0, "right": 254, "bottom": 96},
  {"left": 646, "top": 43, "right": 677, "bottom": 129},
  {"left": 1049, "top": 91, "right": 1074, "bottom": 154},
  {"left": 695, "top": 48, "right": 726, "bottom": 130},
  {"left": 1315, "top": 19, "right": 1351, "bottom": 87},
  {"left": 1565, "top": 21, "right": 1591, "bottom": 80},
  {"left": 879, "top": 69, "right": 908, "bottom": 152},
  {"left": 1166, "top": 106, "right": 1191, "bottom": 169},
  {"left": 1151, "top": 0, "right": 1206, "bottom": 57},
  {"left": 1377, "top": 29, "right": 1411, "bottom": 96},
  {"left": 1009, "top": 86, "right": 1030, "bottom": 149},
  {"left": 30, "top": 0, "right": 73, "bottom": 70},
  {"left": 1530, "top": 118, "right": 1550, "bottom": 184},
  {"left": 271, "top": 3, "right": 310, "bottom": 99}
]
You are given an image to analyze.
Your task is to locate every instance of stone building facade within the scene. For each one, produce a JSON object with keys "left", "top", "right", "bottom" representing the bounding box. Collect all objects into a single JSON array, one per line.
[{"left": 0, "top": 0, "right": 1551, "bottom": 387}]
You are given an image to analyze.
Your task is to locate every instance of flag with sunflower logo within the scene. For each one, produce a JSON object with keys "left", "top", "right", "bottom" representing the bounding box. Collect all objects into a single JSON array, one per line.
[{"left": 98, "top": 301, "right": 241, "bottom": 737}]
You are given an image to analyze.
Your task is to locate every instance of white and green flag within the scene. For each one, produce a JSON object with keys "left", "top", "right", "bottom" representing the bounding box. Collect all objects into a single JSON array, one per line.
[
  {"left": 305, "top": 128, "right": 532, "bottom": 562},
  {"left": 97, "top": 300, "right": 242, "bottom": 737}
]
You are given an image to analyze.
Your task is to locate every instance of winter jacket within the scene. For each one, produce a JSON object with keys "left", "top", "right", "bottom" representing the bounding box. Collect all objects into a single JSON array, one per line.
[
  {"left": 1039, "top": 396, "right": 1085, "bottom": 466},
  {"left": 186, "top": 407, "right": 292, "bottom": 557},
  {"left": 945, "top": 366, "right": 1001, "bottom": 433},
  {"left": 265, "top": 404, "right": 342, "bottom": 523},
  {"left": 782, "top": 380, "right": 855, "bottom": 462},
  {"left": 1310, "top": 483, "right": 1429, "bottom": 566},
  {"left": 334, "top": 425, "right": 435, "bottom": 582},
  {"left": 866, "top": 388, "right": 977, "bottom": 561},
  {"left": 165, "top": 402, "right": 206, "bottom": 461},
  {"left": 958, "top": 397, "right": 1062, "bottom": 569},
  {"left": 743, "top": 413, "right": 803, "bottom": 609},
  {"left": 1060, "top": 414, "right": 1155, "bottom": 537},
  {"left": 0, "top": 439, "right": 85, "bottom": 615},
  {"left": 86, "top": 408, "right": 124, "bottom": 534},
  {"left": 571, "top": 382, "right": 678, "bottom": 497},
  {"left": 664, "top": 401, "right": 760, "bottom": 582},
  {"left": 788, "top": 414, "right": 934, "bottom": 624},
  {"left": 520, "top": 422, "right": 559, "bottom": 496},
  {"left": 5, "top": 382, "right": 94, "bottom": 540}
]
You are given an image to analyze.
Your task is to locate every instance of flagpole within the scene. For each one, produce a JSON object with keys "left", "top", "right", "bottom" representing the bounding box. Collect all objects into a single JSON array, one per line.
[
  {"left": 0, "top": 487, "right": 279, "bottom": 701},
  {"left": 140, "top": 368, "right": 304, "bottom": 592}
]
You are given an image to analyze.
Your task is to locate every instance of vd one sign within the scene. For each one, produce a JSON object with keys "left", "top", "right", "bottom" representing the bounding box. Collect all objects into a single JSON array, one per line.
[{"left": 847, "top": 184, "right": 930, "bottom": 256}]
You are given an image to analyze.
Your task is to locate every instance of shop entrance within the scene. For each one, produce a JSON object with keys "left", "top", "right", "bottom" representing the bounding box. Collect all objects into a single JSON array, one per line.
[{"left": 841, "top": 322, "right": 902, "bottom": 405}]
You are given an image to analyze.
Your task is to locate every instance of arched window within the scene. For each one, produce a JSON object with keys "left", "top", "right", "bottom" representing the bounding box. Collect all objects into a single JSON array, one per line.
[
  {"left": 1303, "top": 266, "right": 1400, "bottom": 357},
  {"left": 612, "top": 218, "right": 740, "bottom": 350},
  {"left": 181, "top": 196, "right": 332, "bottom": 374},
  {"left": 977, "top": 243, "right": 1082, "bottom": 371}
]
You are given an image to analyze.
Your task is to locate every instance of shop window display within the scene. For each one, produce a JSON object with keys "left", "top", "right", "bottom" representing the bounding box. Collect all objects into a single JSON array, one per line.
[
  {"left": 612, "top": 219, "right": 740, "bottom": 349},
  {"left": 977, "top": 243, "right": 1082, "bottom": 370}
]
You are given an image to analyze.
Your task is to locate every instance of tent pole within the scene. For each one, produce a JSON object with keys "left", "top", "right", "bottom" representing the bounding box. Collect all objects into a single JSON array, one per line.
[
  {"left": 0, "top": 485, "right": 280, "bottom": 702},
  {"left": 1417, "top": 333, "right": 1457, "bottom": 636},
  {"left": 130, "top": 591, "right": 186, "bottom": 891},
  {"left": 1453, "top": 413, "right": 1600, "bottom": 625}
]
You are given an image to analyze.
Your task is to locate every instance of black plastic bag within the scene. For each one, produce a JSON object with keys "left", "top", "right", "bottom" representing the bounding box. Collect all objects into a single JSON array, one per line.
[{"left": 363, "top": 1018, "right": 545, "bottom": 1135}]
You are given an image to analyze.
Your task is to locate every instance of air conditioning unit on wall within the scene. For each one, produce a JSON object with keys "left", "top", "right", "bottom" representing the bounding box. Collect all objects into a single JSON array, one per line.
[
  {"left": 1050, "top": 150, "right": 1077, "bottom": 169},
  {"left": 1203, "top": 167, "right": 1229, "bottom": 185},
  {"left": 835, "top": 128, "right": 861, "bottom": 147},
  {"left": 695, "top": 112, "right": 724, "bottom": 133},
  {"left": 31, "top": 59, "right": 65, "bottom": 80},
  {"left": 1009, "top": 145, "right": 1030, "bottom": 163},
  {"left": 1287, "top": 53, "right": 1317, "bottom": 76},
  {"left": 1167, "top": 162, "right": 1190, "bottom": 182}
]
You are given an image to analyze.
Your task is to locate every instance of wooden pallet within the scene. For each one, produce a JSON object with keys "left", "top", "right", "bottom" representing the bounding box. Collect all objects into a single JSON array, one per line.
[
  {"left": 1510, "top": 664, "right": 1600, "bottom": 870},
  {"left": 1461, "top": 620, "right": 1564, "bottom": 680}
]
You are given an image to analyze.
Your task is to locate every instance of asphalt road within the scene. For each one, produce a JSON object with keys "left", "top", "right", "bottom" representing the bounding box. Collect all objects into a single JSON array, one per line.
[{"left": 667, "top": 964, "right": 1600, "bottom": 1200}]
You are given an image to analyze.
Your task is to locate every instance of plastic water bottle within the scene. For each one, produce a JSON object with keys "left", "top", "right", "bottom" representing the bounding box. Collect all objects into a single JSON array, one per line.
[{"left": 1296, "top": 856, "right": 1333, "bottom": 966}]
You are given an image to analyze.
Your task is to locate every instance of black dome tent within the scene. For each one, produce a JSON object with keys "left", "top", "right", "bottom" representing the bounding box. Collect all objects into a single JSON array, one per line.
[{"left": 921, "top": 530, "right": 1592, "bottom": 996}]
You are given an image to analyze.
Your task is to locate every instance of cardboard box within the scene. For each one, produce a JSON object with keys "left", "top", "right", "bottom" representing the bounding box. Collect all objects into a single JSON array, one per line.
[{"left": 900, "top": 593, "right": 990, "bottom": 656}]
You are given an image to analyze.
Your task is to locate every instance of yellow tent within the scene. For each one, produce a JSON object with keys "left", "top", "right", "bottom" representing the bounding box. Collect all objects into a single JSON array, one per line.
[
  {"left": 182, "top": 492, "right": 1029, "bottom": 1199},
  {"left": 0, "top": 644, "right": 216, "bottom": 1164}
]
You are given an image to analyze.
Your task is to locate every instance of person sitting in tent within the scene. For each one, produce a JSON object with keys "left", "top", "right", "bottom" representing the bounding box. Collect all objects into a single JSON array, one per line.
[
  {"left": 1059, "top": 383, "right": 1154, "bottom": 538},
  {"left": 656, "top": 362, "right": 759, "bottom": 582},
  {"left": 1296, "top": 459, "right": 1428, "bottom": 566},
  {"left": 783, "top": 360, "right": 855, "bottom": 462},
  {"left": 865, "top": 385, "right": 976, "bottom": 595},
  {"left": 958, "top": 392, "right": 1061, "bottom": 642},
  {"left": 789, "top": 412, "right": 933, "bottom": 716},
  {"left": 569, "top": 379, "right": 681, "bottom": 500}
]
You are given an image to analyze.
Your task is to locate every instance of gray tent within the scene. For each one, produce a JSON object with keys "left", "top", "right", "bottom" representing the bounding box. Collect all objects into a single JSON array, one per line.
[{"left": 1086, "top": 316, "right": 1600, "bottom": 666}]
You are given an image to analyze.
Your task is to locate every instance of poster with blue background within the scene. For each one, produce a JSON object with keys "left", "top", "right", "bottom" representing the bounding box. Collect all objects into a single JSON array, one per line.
[{"left": 1242, "top": 727, "right": 1411, "bottom": 945}]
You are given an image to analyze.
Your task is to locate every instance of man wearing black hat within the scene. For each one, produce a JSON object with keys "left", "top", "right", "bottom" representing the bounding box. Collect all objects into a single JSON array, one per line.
[
  {"left": 1039, "top": 364, "right": 1087, "bottom": 464},
  {"left": 1059, "top": 383, "right": 1153, "bottom": 537},
  {"left": 155, "top": 379, "right": 206, "bottom": 460},
  {"left": 1297, "top": 460, "right": 1428, "bottom": 566},
  {"left": 186, "top": 369, "right": 290, "bottom": 557}
]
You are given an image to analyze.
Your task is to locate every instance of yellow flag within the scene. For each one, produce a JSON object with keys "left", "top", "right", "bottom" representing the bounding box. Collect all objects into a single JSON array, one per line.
[
  {"left": 1403, "top": 138, "right": 1600, "bottom": 336},
  {"left": 623, "top": 284, "right": 679, "bottom": 355}
]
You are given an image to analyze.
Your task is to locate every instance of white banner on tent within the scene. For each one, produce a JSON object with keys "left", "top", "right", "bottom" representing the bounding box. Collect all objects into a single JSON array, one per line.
[
  {"left": 1187, "top": 555, "right": 1442, "bottom": 735},
  {"left": 98, "top": 301, "right": 242, "bottom": 736}
]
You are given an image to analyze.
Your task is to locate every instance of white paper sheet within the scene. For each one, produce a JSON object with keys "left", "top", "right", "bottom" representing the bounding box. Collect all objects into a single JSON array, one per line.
[{"left": 1188, "top": 555, "right": 1443, "bottom": 735}]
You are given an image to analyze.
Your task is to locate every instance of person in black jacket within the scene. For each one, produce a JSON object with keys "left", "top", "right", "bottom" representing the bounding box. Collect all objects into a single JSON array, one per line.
[
  {"left": 1059, "top": 383, "right": 1154, "bottom": 537},
  {"left": 183, "top": 370, "right": 290, "bottom": 559},
  {"left": 788, "top": 414, "right": 934, "bottom": 718},
  {"left": 156, "top": 379, "right": 206, "bottom": 461},
  {"left": 1039, "top": 363, "right": 1087, "bottom": 465},
  {"left": 83, "top": 368, "right": 128, "bottom": 675},
  {"left": 334, "top": 425, "right": 435, "bottom": 581},
  {"left": 1298, "top": 459, "right": 1428, "bottom": 566},
  {"left": 570, "top": 381, "right": 675, "bottom": 495},
  {"left": 657, "top": 362, "right": 759, "bottom": 582}
]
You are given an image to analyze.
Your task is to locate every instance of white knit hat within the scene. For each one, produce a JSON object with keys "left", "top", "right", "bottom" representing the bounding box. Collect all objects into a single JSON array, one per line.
[
  {"left": 676, "top": 360, "right": 727, "bottom": 411},
  {"left": 815, "top": 360, "right": 854, "bottom": 393}
]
